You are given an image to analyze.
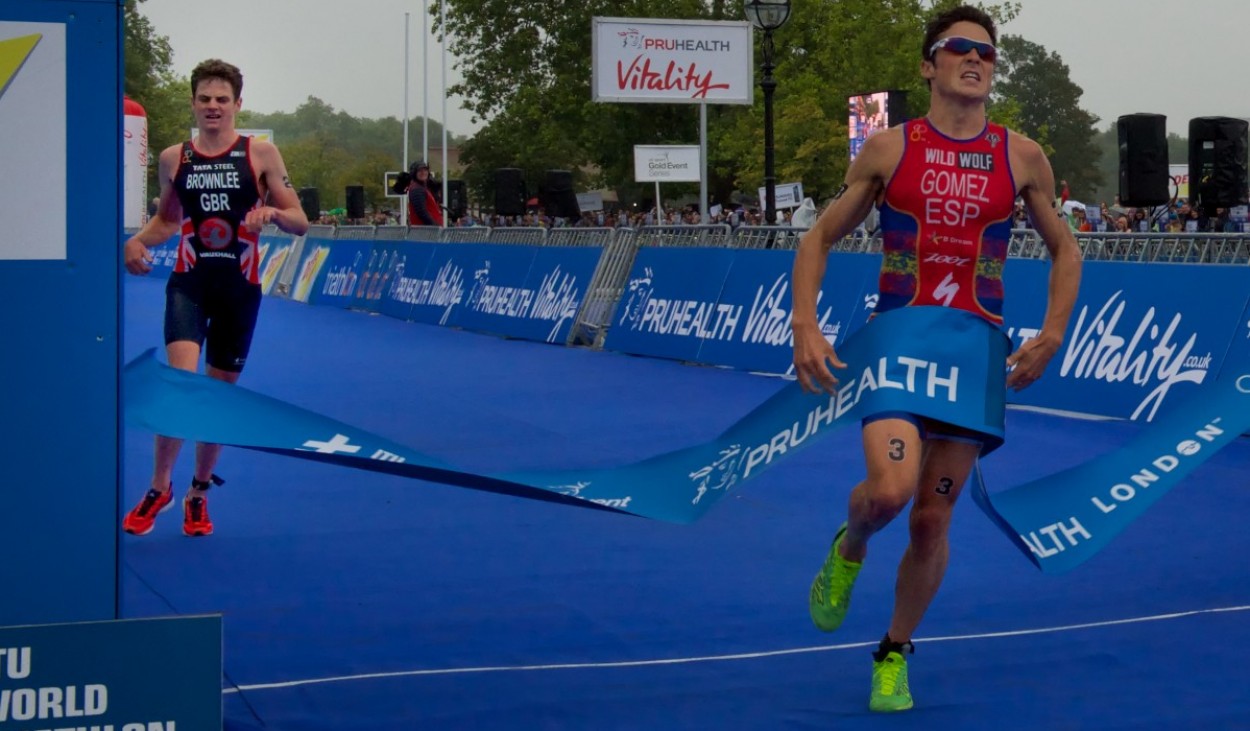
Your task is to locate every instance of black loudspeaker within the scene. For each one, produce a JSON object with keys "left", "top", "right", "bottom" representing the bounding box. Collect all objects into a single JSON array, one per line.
[
  {"left": 541, "top": 169, "right": 580, "bottom": 219},
  {"left": 1189, "top": 116, "right": 1249, "bottom": 209},
  {"left": 298, "top": 187, "right": 320, "bottom": 222},
  {"left": 1117, "top": 114, "right": 1169, "bottom": 207},
  {"left": 345, "top": 185, "right": 366, "bottom": 219},
  {"left": 446, "top": 179, "right": 468, "bottom": 219},
  {"left": 494, "top": 168, "right": 526, "bottom": 216}
]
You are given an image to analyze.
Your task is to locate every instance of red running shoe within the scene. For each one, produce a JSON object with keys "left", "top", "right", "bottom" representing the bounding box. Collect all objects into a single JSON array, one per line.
[
  {"left": 183, "top": 494, "right": 214, "bottom": 537},
  {"left": 122, "top": 486, "right": 174, "bottom": 535}
]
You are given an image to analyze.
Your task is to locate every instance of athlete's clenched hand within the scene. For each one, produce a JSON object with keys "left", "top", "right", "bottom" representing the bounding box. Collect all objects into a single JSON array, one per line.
[
  {"left": 123, "top": 237, "right": 153, "bottom": 275},
  {"left": 243, "top": 206, "right": 279, "bottom": 233},
  {"left": 1006, "top": 332, "right": 1060, "bottom": 391}
]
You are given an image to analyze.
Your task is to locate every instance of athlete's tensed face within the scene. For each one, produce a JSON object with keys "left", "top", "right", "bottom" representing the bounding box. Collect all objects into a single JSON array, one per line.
[
  {"left": 191, "top": 78, "right": 241, "bottom": 133},
  {"left": 922, "top": 21, "right": 995, "bottom": 101}
]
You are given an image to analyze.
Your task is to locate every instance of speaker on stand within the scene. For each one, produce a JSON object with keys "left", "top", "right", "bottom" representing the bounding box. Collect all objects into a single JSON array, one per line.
[
  {"left": 345, "top": 185, "right": 366, "bottom": 220},
  {"left": 494, "top": 168, "right": 526, "bottom": 217},
  {"left": 298, "top": 187, "right": 320, "bottom": 223},
  {"left": 541, "top": 169, "right": 580, "bottom": 220},
  {"left": 446, "top": 179, "right": 468, "bottom": 220},
  {"left": 1189, "top": 116, "right": 1249, "bottom": 211},
  {"left": 1117, "top": 113, "right": 1170, "bottom": 208}
]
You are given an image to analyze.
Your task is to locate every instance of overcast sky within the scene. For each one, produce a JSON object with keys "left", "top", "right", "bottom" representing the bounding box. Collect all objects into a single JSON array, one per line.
[{"left": 139, "top": 0, "right": 1248, "bottom": 141}]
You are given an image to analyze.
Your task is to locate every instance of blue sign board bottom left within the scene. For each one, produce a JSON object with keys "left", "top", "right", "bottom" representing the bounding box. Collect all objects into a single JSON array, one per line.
[{"left": 0, "top": 615, "right": 221, "bottom": 730}]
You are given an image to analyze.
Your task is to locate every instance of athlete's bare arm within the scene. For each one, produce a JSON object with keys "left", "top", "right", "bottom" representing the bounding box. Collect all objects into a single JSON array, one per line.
[
  {"left": 123, "top": 144, "right": 184, "bottom": 275},
  {"left": 244, "top": 140, "right": 309, "bottom": 236},
  {"left": 791, "top": 127, "right": 903, "bottom": 394},
  {"left": 1006, "top": 131, "right": 1082, "bottom": 391}
]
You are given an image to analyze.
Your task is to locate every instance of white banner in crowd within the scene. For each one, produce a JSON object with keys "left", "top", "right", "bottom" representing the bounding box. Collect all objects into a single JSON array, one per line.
[
  {"left": 576, "top": 192, "right": 605, "bottom": 212},
  {"left": 592, "top": 17, "right": 753, "bottom": 105},
  {"left": 758, "top": 182, "right": 804, "bottom": 211},
  {"left": 1169, "top": 164, "right": 1189, "bottom": 200},
  {"left": 635, "top": 145, "right": 702, "bottom": 182}
]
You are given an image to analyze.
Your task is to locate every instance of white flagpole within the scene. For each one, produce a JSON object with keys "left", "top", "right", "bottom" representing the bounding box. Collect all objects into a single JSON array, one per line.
[
  {"left": 700, "top": 102, "right": 708, "bottom": 223},
  {"left": 440, "top": 0, "right": 448, "bottom": 226},
  {"left": 422, "top": 0, "right": 429, "bottom": 165},
  {"left": 402, "top": 11, "right": 410, "bottom": 226}
]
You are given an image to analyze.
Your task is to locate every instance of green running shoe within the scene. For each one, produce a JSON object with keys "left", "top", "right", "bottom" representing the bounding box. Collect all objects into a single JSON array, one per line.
[
  {"left": 869, "top": 650, "right": 914, "bottom": 712},
  {"left": 808, "top": 522, "right": 862, "bottom": 632}
]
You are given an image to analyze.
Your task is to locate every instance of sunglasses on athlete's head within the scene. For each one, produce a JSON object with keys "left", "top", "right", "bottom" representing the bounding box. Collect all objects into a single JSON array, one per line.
[{"left": 928, "top": 36, "right": 997, "bottom": 63}]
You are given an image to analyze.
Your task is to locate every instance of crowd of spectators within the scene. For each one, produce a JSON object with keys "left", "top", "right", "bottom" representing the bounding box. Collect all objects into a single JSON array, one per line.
[
  {"left": 1028, "top": 199, "right": 1248, "bottom": 234},
  {"left": 304, "top": 205, "right": 801, "bottom": 230},
  {"left": 445, "top": 206, "right": 792, "bottom": 230},
  {"left": 302, "top": 180, "right": 1248, "bottom": 235},
  {"left": 1016, "top": 180, "right": 1250, "bottom": 234}
]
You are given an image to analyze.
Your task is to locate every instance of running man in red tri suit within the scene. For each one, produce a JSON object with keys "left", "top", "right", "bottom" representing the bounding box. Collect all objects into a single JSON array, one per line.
[
  {"left": 790, "top": 6, "right": 1081, "bottom": 712},
  {"left": 122, "top": 59, "right": 309, "bottom": 537}
]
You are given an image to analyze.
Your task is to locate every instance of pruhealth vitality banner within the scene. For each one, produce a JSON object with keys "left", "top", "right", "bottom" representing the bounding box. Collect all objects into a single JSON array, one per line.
[
  {"left": 356, "top": 242, "right": 601, "bottom": 346},
  {"left": 604, "top": 248, "right": 881, "bottom": 374},
  {"left": 605, "top": 246, "right": 736, "bottom": 363},
  {"left": 695, "top": 250, "right": 879, "bottom": 374},
  {"left": 1001, "top": 259, "right": 1250, "bottom": 422}
]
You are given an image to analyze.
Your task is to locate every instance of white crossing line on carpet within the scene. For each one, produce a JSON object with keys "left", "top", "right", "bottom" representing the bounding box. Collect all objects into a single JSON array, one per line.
[{"left": 222, "top": 603, "right": 1250, "bottom": 694}]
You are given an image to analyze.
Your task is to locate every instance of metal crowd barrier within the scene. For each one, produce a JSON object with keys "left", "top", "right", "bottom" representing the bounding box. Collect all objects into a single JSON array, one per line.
[
  {"left": 334, "top": 225, "right": 376, "bottom": 240},
  {"left": 272, "top": 223, "right": 336, "bottom": 297},
  {"left": 564, "top": 228, "right": 636, "bottom": 346},
  {"left": 374, "top": 225, "right": 409, "bottom": 241},
  {"left": 1077, "top": 232, "right": 1250, "bottom": 264},
  {"left": 486, "top": 227, "right": 547, "bottom": 246},
  {"left": 731, "top": 225, "right": 811, "bottom": 250},
  {"left": 1006, "top": 230, "right": 1048, "bottom": 259},
  {"left": 568, "top": 225, "right": 734, "bottom": 345},
  {"left": 547, "top": 227, "right": 620, "bottom": 248},
  {"left": 405, "top": 226, "right": 444, "bottom": 243},
  {"left": 631, "top": 224, "right": 734, "bottom": 248},
  {"left": 835, "top": 232, "right": 882, "bottom": 253},
  {"left": 1005, "top": 230, "right": 1250, "bottom": 264},
  {"left": 442, "top": 228, "right": 491, "bottom": 244}
]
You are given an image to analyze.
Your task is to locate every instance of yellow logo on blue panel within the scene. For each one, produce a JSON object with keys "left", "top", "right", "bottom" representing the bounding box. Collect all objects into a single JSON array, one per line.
[
  {"left": 0, "top": 33, "right": 41, "bottom": 100},
  {"left": 1, "top": 22, "right": 65, "bottom": 261}
]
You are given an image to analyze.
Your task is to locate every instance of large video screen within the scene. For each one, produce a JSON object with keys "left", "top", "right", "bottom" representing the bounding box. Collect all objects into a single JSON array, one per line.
[{"left": 849, "top": 91, "right": 905, "bottom": 162}]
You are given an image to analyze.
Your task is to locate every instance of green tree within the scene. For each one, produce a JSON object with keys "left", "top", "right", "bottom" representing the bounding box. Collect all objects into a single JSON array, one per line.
[
  {"left": 339, "top": 149, "right": 406, "bottom": 213},
  {"left": 441, "top": 0, "right": 1023, "bottom": 209},
  {"left": 1091, "top": 124, "right": 1118, "bottom": 206},
  {"left": 240, "top": 97, "right": 466, "bottom": 211},
  {"left": 991, "top": 34, "right": 1102, "bottom": 200},
  {"left": 279, "top": 133, "right": 356, "bottom": 210},
  {"left": 129, "top": 0, "right": 463, "bottom": 217},
  {"left": 123, "top": 0, "right": 192, "bottom": 194}
]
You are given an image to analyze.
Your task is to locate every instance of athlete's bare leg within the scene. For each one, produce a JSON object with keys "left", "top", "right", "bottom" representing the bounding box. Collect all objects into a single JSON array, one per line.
[
  {"left": 187, "top": 364, "right": 241, "bottom": 495},
  {"left": 886, "top": 438, "right": 979, "bottom": 643},
  {"left": 839, "top": 418, "right": 925, "bottom": 562}
]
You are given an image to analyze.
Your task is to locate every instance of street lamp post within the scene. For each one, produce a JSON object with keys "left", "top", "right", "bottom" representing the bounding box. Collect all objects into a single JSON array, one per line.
[{"left": 745, "top": 0, "right": 791, "bottom": 226}]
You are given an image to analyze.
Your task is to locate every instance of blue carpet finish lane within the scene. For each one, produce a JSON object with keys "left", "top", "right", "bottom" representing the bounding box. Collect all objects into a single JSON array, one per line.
[{"left": 120, "top": 276, "right": 1249, "bottom": 730}]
